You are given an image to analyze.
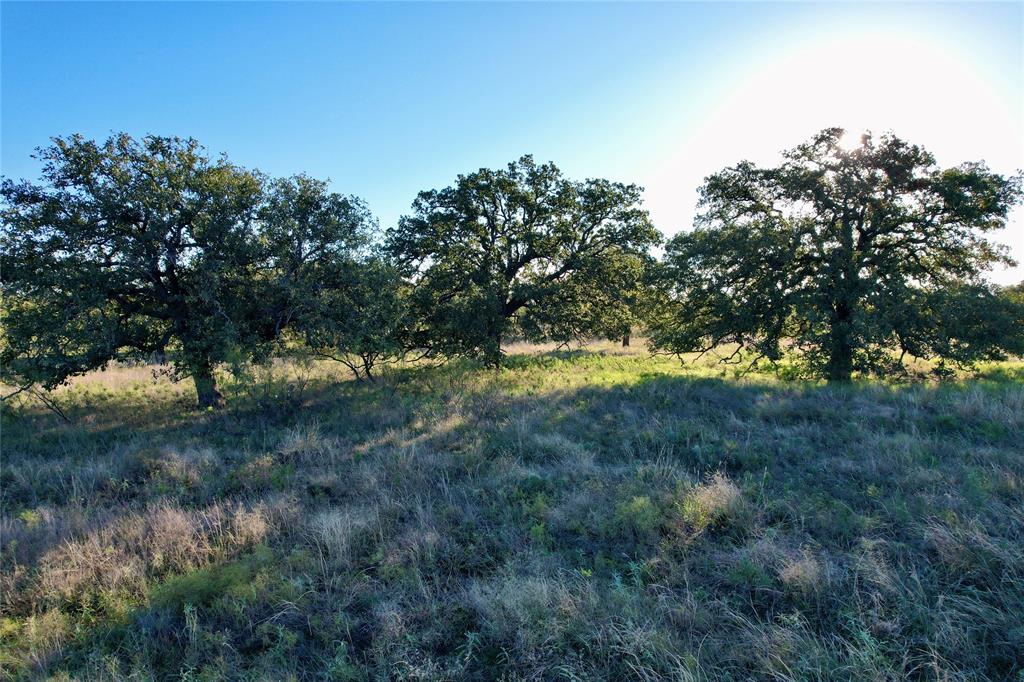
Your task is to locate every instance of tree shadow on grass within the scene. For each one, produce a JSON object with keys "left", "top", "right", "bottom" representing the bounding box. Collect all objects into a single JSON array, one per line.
[
  {"left": 5, "top": 348, "right": 1020, "bottom": 468},
  {"left": 3, "top": 348, "right": 1023, "bottom": 679}
]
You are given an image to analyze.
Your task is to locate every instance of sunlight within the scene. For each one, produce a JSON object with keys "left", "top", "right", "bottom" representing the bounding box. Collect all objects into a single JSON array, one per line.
[
  {"left": 838, "top": 130, "right": 863, "bottom": 152},
  {"left": 645, "top": 25, "right": 1023, "bottom": 283}
]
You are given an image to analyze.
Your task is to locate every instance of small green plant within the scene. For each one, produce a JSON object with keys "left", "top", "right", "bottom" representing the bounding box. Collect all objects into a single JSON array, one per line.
[
  {"left": 151, "top": 548, "right": 272, "bottom": 613},
  {"left": 529, "top": 521, "right": 552, "bottom": 549},
  {"left": 326, "top": 641, "right": 365, "bottom": 681},
  {"left": 18, "top": 509, "right": 42, "bottom": 529},
  {"left": 614, "top": 495, "right": 662, "bottom": 542},
  {"left": 727, "top": 557, "right": 773, "bottom": 590}
]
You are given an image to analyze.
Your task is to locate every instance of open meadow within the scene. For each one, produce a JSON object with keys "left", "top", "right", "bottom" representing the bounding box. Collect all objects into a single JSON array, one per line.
[
  {"left": 5, "top": 1, "right": 1024, "bottom": 680},
  {"left": 1, "top": 343, "right": 1022, "bottom": 680}
]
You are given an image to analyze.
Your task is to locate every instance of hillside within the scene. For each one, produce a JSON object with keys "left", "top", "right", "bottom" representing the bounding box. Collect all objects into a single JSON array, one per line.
[{"left": 2, "top": 344, "right": 1022, "bottom": 680}]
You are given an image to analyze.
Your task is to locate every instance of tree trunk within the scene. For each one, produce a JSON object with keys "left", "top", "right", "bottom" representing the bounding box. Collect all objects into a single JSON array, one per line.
[
  {"left": 621, "top": 335, "right": 631, "bottom": 348},
  {"left": 827, "top": 219, "right": 858, "bottom": 384},
  {"left": 486, "top": 336, "right": 502, "bottom": 368},
  {"left": 361, "top": 355, "right": 377, "bottom": 382},
  {"left": 825, "top": 347, "right": 853, "bottom": 383},
  {"left": 484, "top": 327, "right": 503, "bottom": 369},
  {"left": 193, "top": 364, "right": 225, "bottom": 409},
  {"left": 825, "top": 316, "right": 854, "bottom": 383}
]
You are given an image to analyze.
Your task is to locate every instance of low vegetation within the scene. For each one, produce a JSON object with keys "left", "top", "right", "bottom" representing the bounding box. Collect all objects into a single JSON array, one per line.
[{"left": 2, "top": 343, "right": 1022, "bottom": 680}]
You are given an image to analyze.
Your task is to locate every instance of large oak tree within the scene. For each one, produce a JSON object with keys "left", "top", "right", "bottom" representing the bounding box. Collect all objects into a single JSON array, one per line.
[
  {"left": 386, "top": 155, "right": 660, "bottom": 366},
  {"left": 649, "top": 129, "right": 1023, "bottom": 381},
  {"left": 1, "top": 134, "right": 373, "bottom": 407}
]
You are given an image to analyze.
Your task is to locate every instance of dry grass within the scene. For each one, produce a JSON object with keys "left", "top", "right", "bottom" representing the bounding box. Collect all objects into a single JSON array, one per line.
[{"left": 1, "top": 343, "right": 1022, "bottom": 680}]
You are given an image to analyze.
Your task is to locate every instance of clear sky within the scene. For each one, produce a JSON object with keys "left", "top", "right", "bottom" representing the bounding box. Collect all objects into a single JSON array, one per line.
[{"left": 3, "top": 1, "right": 1022, "bottom": 283}]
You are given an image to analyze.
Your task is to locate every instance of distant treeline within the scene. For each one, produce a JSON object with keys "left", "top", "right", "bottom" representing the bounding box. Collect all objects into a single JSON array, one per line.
[{"left": 2, "top": 129, "right": 1022, "bottom": 407}]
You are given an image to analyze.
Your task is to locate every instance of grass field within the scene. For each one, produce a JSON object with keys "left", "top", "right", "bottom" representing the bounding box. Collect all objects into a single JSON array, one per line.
[{"left": 1, "top": 343, "right": 1022, "bottom": 680}]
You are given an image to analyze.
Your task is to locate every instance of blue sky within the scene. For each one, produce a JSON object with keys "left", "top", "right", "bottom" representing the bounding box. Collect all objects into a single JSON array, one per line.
[{"left": 3, "top": 2, "right": 1022, "bottom": 282}]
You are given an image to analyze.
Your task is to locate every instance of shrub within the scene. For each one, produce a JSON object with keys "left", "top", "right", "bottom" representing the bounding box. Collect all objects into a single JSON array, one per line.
[{"left": 678, "top": 473, "right": 746, "bottom": 534}]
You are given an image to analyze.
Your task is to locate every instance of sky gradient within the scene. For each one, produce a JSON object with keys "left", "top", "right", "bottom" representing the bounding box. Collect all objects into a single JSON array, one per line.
[{"left": 3, "top": 1, "right": 1022, "bottom": 283}]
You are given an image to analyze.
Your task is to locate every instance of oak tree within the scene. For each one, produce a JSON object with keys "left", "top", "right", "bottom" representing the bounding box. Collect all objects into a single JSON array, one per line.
[
  {"left": 649, "top": 129, "right": 1023, "bottom": 381},
  {"left": 387, "top": 155, "right": 660, "bottom": 366},
  {"left": 519, "top": 248, "right": 656, "bottom": 348},
  {"left": 293, "top": 256, "right": 412, "bottom": 381},
  {"left": 1, "top": 135, "right": 373, "bottom": 407}
]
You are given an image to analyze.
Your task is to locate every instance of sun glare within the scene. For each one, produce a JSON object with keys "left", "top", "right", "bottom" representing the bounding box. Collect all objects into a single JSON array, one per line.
[
  {"left": 646, "top": 24, "right": 1023, "bottom": 285},
  {"left": 838, "top": 131, "right": 863, "bottom": 151}
]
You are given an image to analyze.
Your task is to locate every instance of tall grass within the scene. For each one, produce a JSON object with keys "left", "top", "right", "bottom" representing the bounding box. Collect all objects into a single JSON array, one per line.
[{"left": 1, "top": 343, "right": 1022, "bottom": 680}]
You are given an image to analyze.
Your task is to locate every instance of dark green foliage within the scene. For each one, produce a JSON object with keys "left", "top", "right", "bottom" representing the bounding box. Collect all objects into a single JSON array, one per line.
[
  {"left": 257, "top": 174, "right": 375, "bottom": 330},
  {"left": 649, "top": 129, "right": 1023, "bottom": 381},
  {"left": 295, "top": 257, "right": 413, "bottom": 380},
  {"left": 386, "top": 155, "right": 661, "bottom": 366},
  {"left": 1, "top": 135, "right": 374, "bottom": 406},
  {"left": 258, "top": 175, "right": 395, "bottom": 380},
  {"left": 895, "top": 283, "right": 1024, "bottom": 375},
  {"left": 521, "top": 248, "right": 658, "bottom": 347}
]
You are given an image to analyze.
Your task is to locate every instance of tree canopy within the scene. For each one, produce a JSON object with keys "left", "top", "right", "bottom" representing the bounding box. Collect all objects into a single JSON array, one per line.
[
  {"left": 3, "top": 130, "right": 1022, "bottom": 412},
  {"left": 292, "top": 256, "right": 412, "bottom": 381},
  {"left": 520, "top": 247, "right": 656, "bottom": 347},
  {"left": 1, "top": 134, "right": 373, "bottom": 406},
  {"left": 648, "top": 128, "right": 1023, "bottom": 380},
  {"left": 386, "top": 155, "right": 661, "bottom": 365}
]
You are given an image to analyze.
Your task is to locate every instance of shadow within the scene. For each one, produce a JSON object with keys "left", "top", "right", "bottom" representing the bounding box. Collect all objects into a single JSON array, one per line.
[
  {"left": 4, "top": 348, "right": 1020, "bottom": 471},
  {"left": 3, "top": 347, "right": 1022, "bottom": 677}
]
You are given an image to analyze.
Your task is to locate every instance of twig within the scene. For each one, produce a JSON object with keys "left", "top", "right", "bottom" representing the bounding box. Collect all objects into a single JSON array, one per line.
[
  {"left": 25, "top": 387, "right": 72, "bottom": 424},
  {"left": 1, "top": 384, "right": 34, "bottom": 402}
]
